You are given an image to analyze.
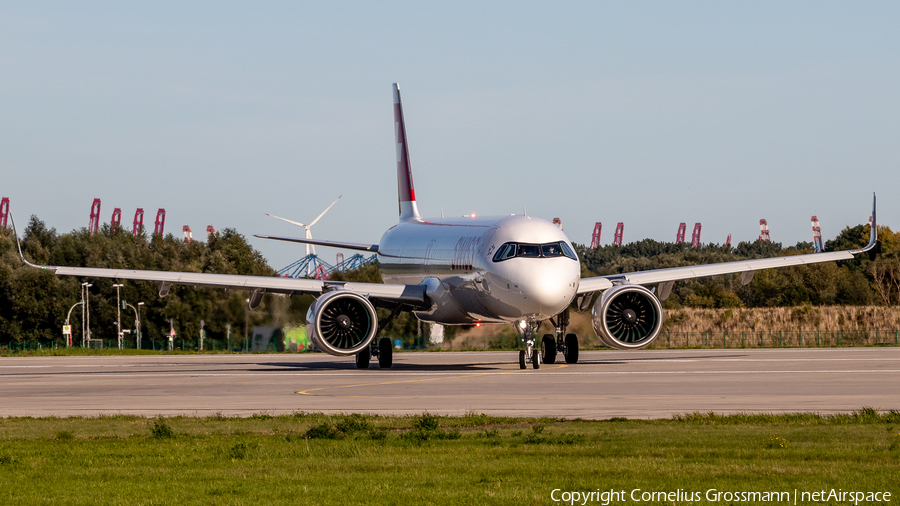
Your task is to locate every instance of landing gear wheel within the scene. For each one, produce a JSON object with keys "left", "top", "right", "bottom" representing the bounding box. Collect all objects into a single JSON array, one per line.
[
  {"left": 541, "top": 334, "right": 556, "bottom": 364},
  {"left": 532, "top": 348, "right": 541, "bottom": 369},
  {"left": 519, "top": 350, "right": 527, "bottom": 369},
  {"left": 564, "top": 334, "right": 579, "bottom": 364},
  {"left": 355, "top": 346, "right": 371, "bottom": 369},
  {"left": 378, "top": 338, "right": 393, "bottom": 369}
]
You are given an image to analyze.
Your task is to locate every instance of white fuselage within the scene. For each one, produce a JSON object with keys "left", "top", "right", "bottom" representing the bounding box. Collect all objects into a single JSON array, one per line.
[{"left": 377, "top": 215, "right": 581, "bottom": 325}]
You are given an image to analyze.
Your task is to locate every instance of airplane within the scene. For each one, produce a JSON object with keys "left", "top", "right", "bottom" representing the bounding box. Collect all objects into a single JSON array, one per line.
[{"left": 13, "top": 83, "right": 877, "bottom": 370}]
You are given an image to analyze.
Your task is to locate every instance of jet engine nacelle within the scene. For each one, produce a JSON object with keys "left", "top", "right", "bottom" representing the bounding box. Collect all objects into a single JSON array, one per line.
[
  {"left": 306, "top": 290, "right": 378, "bottom": 356},
  {"left": 591, "top": 284, "right": 663, "bottom": 350}
]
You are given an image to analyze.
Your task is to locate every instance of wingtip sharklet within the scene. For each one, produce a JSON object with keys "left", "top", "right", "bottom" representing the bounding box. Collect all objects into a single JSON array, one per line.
[
  {"left": 8, "top": 212, "right": 55, "bottom": 271},
  {"left": 860, "top": 192, "right": 877, "bottom": 253}
]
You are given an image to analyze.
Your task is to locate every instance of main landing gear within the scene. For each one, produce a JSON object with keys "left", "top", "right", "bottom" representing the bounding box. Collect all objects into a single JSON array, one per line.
[
  {"left": 539, "top": 308, "right": 579, "bottom": 365},
  {"left": 356, "top": 304, "right": 402, "bottom": 369},
  {"left": 356, "top": 337, "right": 393, "bottom": 369}
]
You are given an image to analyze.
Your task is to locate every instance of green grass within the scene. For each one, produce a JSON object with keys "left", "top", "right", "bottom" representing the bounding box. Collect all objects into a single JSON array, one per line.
[{"left": 0, "top": 410, "right": 898, "bottom": 505}]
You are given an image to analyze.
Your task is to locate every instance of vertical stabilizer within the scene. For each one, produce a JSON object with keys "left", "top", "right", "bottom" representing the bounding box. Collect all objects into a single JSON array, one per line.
[{"left": 393, "top": 83, "right": 421, "bottom": 221}]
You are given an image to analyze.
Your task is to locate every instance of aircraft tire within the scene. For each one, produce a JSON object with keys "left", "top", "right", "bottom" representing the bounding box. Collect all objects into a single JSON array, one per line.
[
  {"left": 519, "top": 350, "right": 527, "bottom": 369},
  {"left": 564, "top": 334, "right": 579, "bottom": 364},
  {"left": 378, "top": 338, "right": 393, "bottom": 369},
  {"left": 356, "top": 347, "right": 371, "bottom": 369},
  {"left": 541, "top": 334, "right": 556, "bottom": 364},
  {"left": 532, "top": 347, "right": 541, "bottom": 369}
]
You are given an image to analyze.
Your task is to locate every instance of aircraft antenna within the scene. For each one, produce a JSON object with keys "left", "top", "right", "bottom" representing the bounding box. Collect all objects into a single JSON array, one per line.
[
  {"left": 811, "top": 216, "right": 823, "bottom": 252},
  {"left": 132, "top": 209, "right": 144, "bottom": 238},
  {"left": 691, "top": 223, "right": 702, "bottom": 248},
  {"left": 759, "top": 219, "right": 770, "bottom": 242},
  {"left": 154, "top": 209, "right": 166, "bottom": 236},
  {"left": 88, "top": 198, "right": 101, "bottom": 236},
  {"left": 676, "top": 223, "right": 686, "bottom": 244},
  {"left": 0, "top": 198, "right": 9, "bottom": 229},
  {"left": 613, "top": 222, "right": 624, "bottom": 246},
  {"left": 590, "top": 223, "right": 602, "bottom": 249},
  {"left": 110, "top": 208, "right": 122, "bottom": 235}
]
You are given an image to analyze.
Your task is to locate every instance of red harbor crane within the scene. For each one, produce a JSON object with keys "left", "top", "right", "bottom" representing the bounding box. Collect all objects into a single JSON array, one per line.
[
  {"left": 590, "top": 223, "right": 602, "bottom": 249},
  {"left": 183, "top": 226, "right": 193, "bottom": 242},
  {"left": 154, "top": 209, "right": 166, "bottom": 236},
  {"left": 811, "top": 216, "right": 823, "bottom": 252},
  {"left": 133, "top": 209, "right": 144, "bottom": 237},
  {"left": 110, "top": 208, "right": 122, "bottom": 234},
  {"left": 88, "top": 198, "right": 101, "bottom": 236},
  {"left": 0, "top": 198, "right": 9, "bottom": 229},
  {"left": 759, "top": 219, "right": 770, "bottom": 242},
  {"left": 691, "top": 223, "right": 702, "bottom": 248},
  {"left": 676, "top": 223, "right": 686, "bottom": 243},
  {"left": 613, "top": 222, "right": 624, "bottom": 246}
]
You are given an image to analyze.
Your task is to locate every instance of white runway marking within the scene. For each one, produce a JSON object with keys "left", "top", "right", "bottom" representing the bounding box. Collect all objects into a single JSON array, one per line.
[{"left": 3, "top": 370, "right": 899, "bottom": 377}]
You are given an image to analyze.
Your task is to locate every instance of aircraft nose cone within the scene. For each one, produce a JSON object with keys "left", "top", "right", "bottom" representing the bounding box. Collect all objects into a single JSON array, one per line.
[{"left": 523, "top": 265, "right": 576, "bottom": 315}]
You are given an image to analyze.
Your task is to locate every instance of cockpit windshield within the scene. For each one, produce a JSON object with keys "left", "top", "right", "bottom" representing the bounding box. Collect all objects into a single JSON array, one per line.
[{"left": 492, "top": 241, "right": 577, "bottom": 262}]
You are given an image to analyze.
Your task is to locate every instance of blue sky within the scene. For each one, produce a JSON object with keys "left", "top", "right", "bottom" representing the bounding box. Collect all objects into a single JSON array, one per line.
[{"left": 2, "top": 2, "right": 898, "bottom": 270}]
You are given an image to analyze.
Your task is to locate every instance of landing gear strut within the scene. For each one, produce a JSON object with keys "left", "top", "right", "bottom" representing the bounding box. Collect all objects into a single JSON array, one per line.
[
  {"left": 355, "top": 304, "right": 402, "bottom": 369},
  {"left": 545, "top": 308, "right": 579, "bottom": 364},
  {"left": 518, "top": 321, "right": 541, "bottom": 370}
]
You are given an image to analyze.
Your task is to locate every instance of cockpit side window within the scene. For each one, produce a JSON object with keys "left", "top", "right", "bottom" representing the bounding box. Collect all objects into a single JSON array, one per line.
[
  {"left": 492, "top": 243, "right": 516, "bottom": 262},
  {"left": 560, "top": 242, "right": 577, "bottom": 260},
  {"left": 492, "top": 241, "right": 578, "bottom": 262}
]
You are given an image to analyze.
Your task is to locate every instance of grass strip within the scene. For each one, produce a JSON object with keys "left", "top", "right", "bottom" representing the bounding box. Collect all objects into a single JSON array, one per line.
[{"left": 0, "top": 410, "right": 898, "bottom": 505}]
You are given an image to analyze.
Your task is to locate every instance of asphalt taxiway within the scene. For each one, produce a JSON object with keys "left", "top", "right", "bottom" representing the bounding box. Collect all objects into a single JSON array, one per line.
[{"left": 1, "top": 348, "right": 897, "bottom": 418}]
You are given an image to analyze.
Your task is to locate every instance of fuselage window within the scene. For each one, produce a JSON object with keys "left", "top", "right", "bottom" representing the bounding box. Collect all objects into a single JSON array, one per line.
[{"left": 492, "top": 241, "right": 577, "bottom": 262}]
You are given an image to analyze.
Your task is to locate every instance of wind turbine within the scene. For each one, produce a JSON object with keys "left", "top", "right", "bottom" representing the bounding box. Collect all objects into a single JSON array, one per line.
[{"left": 267, "top": 195, "right": 341, "bottom": 277}]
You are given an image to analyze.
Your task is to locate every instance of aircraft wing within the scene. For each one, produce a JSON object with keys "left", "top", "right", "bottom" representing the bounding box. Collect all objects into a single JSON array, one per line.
[
  {"left": 576, "top": 194, "right": 877, "bottom": 295},
  {"left": 12, "top": 218, "right": 422, "bottom": 308}
]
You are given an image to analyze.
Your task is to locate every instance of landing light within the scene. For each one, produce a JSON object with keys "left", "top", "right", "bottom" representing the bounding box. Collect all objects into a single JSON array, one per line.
[{"left": 518, "top": 320, "right": 527, "bottom": 329}]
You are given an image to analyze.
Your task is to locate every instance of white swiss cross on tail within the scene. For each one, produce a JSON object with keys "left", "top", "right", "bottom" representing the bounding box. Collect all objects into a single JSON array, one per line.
[{"left": 393, "top": 83, "right": 421, "bottom": 222}]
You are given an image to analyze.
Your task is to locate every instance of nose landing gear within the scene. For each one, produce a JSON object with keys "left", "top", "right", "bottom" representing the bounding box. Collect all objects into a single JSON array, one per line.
[{"left": 518, "top": 321, "right": 541, "bottom": 370}]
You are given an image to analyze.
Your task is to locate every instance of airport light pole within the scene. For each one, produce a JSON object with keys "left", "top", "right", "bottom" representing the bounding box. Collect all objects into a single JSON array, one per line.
[
  {"left": 113, "top": 284, "right": 124, "bottom": 349},
  {"left": 136, "top": 302, "right": 144, "bottom": 350},
  {"left": 64, "top": 301, "right": 83, "bottom": 347},
  {"left": 123, "top": 301, "right": 142, "bottom": 350},
  {"left": 244, "top": 299, "right": 250, "bottom": 353},
  {"left": 81, "top": 283, "right": 92, "bottom": 347}
]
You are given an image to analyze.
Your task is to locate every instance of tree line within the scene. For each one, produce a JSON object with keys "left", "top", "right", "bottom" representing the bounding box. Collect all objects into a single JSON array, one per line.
[
  {"left": 574, "top": 223, "right": 900, "bottom": 309},
  {"left": 2, "top": 215, "right": 899, "bottom": 347}
]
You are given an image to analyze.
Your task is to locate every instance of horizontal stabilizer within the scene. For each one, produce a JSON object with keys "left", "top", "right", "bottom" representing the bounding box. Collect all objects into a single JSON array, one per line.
[{"left": 254, "top": 234, "right": 379, "bottom": 252}]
